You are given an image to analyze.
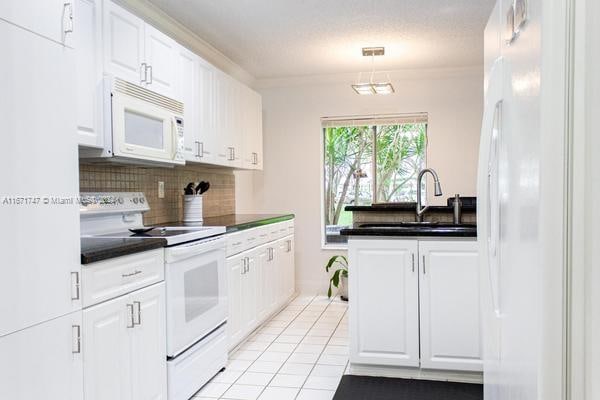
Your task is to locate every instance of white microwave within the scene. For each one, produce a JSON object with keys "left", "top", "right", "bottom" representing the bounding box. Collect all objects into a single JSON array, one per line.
[{"left": 81, "top": 76, "right": 185, "bottom": 165}]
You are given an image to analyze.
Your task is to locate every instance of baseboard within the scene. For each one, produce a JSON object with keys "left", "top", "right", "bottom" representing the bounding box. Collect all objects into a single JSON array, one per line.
[{"left": 348, "top": 363, "right": 483, "bottom": 384}]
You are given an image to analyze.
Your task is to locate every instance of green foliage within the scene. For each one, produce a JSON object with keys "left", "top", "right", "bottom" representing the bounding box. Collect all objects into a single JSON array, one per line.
[
  {"left": 325, "top": 255, "right": 349, "bottom": 298},
  {"left": 323, "top": 123, "right": 426, "bottom": 228}
]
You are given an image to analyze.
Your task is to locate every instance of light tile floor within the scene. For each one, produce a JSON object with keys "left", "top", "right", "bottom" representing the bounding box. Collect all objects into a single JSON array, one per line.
[{"left": 193, "top": 295, "right": 349, "bottom": 400}]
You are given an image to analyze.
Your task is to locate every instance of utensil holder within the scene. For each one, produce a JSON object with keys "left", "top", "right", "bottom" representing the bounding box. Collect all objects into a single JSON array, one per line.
[{"left": 183, "top": 195, "right": 203, "bottom": 223}]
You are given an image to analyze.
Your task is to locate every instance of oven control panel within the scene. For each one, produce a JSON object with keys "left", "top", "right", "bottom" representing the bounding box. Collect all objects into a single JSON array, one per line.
[{"left": 79, "top": 192, "right": 149, "bottom": 214}]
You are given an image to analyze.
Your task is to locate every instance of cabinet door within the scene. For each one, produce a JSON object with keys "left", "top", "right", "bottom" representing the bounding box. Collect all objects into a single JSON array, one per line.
[
  {"left": 197, "top": 60, "right": 218, "bottom": 164},
  {"left": 0, "top": 0, "right": 73, "bottom": 45},
  {"left": 255, "top": 245, "right": 270, "bottom": 322},
  {"left": 242, "top": 89, "right": 263, "bottom": 170},
  {"left": 74, "top": 0, "right": 103, "bottom": 148},
  {"left": 103, "top": 0, "right": 145, "bottom": 85},
  {"left": 214, "top": 71, "right": 232, "bottom": 166},
  {"left": 0, "top": 312, "right": 83, "bottom": 400},
  {"left": 144, "top": 24, "right": 177, "bottom": 97},
  {"left": 0, "top": 20, "right": 81, "bottom": 336},
  {"left": 280, "top": 236, "right": 295, "bottom": 299},
  {"left": 418, "top": 240, "right": 482, "bottom": 371},
  {"left": 176, "top": 45, "right": 199, "bottom": 162},
  {"left": 130, "top": 283, "right": 167, "bottom": 400},
  {"left": 241, "top": 253, "right": 258, "bottom": 333},
  {"left": 227, "top": 254, "right": 244, "bottom": 348},
  {"left": 348, "top": 239, "right": 419, "bottom": 367},
  {"left": 83, "top": 295, "right": 132, "bottom": 400}
]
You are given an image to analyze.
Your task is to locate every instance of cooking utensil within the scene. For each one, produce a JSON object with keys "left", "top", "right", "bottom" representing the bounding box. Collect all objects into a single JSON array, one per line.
[
  {"left": 128, "top": 227, "right": 155, "bottom": 234},
  {"left": 195, "top": 181, "right": 205, "bottom": 195},
  {"left": 199, "top": 181, "right": 210, "bottom": 195},
  {"left": 184, "top": 182, "right": 195, "bottom": 195}
]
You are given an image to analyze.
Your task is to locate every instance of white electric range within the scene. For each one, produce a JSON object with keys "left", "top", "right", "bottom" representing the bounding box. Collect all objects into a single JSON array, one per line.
[{"left": 80, "top": 192, "right": 229, "bottom": 400}]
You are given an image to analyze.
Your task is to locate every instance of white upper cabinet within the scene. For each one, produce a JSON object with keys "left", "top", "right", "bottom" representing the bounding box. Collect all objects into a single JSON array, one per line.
[
  {"left": 144, "top": 24, "right": 177, "bottom": 98},
  {"left": 0, "top": 0, "right": 75, "bottom": 45},
  {"left": 103, "top": 0, "right": 145, "bottom": 86},
  {"left": 418, "top": 241, "right": 482, "bottom": 372},
  {"left": 349, "top": 239, "right": 420, "bottom": 367},
  {"left": 74, "top": 0, "right": 103, "bottom": 148},
  {"left": 197, "top": 60, "right": 218, "bottom": 164},
  {"left": 242, "top": 87, "right": 263, "bottom": 170},
  {"left": 176, "top": 45, "right": 199, "bottom": 161}
]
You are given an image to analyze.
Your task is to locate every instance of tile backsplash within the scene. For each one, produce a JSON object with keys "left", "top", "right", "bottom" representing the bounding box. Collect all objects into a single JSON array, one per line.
[{"left": 79, "top": 163, "right": 235, "bottom": 225}]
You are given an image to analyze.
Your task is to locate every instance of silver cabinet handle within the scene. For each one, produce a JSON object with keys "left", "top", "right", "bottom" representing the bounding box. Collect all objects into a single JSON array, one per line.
[
  {"left": 146, "top": 64, "right": 153, "bottom": 84},
  {"left": 252, "top": 152, "right": 258, "bottom": 165},
  {"left": 232, "top": 241, "right": 243, "bottom": 246},
  {"left": 241, "top": 258, "right": 246, "bottom": 275},
  {"left": 121, "top": 270, "right": 142, "bottom": 278},
  {"left": 72, "top": 325, "right": 81, "bottom": 354},
  {"left": 196, "top": 141, "right": 204, "bottom": 158},
  {"left": 422, "top": 255, "right": 426, "bottom": 274},
  {"left": 63, "top": 2, "right": 74, "bottom": 34},
  {"left": 287, "top": 240, "right": 292, "bottom": 253},
  {"left": 245, "top": 257, "right": 250, "bottom": 272},
  {"left": 127, "top": 304, "right": 135, "bottom": 328},
  {"left": 227, "top": 147, "right": 235, "bottom": 161},
  {"left": 140, "top": 63, "right": 147, "bottom": 83},
  {"left": 133, "top": 301, "right": 141, "bottom": 326},
  {"left": 71, "top": 271, "right": 80, "bottom": 300},
  {"left": 411, "top": 254, "right": 415, "bottom": 273}
]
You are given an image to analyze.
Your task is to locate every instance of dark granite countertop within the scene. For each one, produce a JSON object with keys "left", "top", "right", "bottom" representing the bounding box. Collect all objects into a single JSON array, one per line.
[
  {"left": 81, "top": 237, "right": 167, "bottom": 265},
  {"left": 340, "top": 223, "right": 477, "bottom": 238},
  {"left": 345, "top": 202, "right": 476, "bottom": 213},
  {"left": 81, "top": 214, "right": 295, "bottom": 264},
  {"left": 201, "top": 214, "right": 295, "bottom": 233}
]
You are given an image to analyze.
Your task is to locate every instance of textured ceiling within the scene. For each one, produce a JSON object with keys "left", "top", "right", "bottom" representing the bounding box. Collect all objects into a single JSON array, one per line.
[{"left": 146, "top": 0, "right": 495, "bottom": 79}]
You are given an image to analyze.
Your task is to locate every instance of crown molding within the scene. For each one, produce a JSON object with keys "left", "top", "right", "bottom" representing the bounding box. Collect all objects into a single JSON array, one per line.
[
  {"left": 115, "top": 0, "right": 256, "bottom": 86},
  {"left": 254, "top": 65, "right": 483, "bottom": 90}
]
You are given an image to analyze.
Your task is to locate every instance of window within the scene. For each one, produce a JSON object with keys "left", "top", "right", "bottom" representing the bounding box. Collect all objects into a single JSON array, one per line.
[{"left": 322, "top": 114, "right": 427, "bottom": 246}]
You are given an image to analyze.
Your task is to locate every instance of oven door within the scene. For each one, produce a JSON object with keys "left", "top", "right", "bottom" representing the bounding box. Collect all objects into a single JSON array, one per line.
[
  {"left": 111, "top": 89, "right": 184, "bottom": 165},
  {"left": 165, "top": 237, "right": 227, "bottom": 357}
]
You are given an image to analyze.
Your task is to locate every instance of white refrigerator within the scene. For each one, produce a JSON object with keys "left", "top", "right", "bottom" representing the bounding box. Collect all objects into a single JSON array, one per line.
[{"left": 478, "top": 0, "right": 567, "bottom": 399}]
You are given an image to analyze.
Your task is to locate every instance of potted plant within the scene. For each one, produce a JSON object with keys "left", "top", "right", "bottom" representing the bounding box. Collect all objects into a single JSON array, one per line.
[{"left": 326, "top": 255, "right": 348, "bottom": 301}]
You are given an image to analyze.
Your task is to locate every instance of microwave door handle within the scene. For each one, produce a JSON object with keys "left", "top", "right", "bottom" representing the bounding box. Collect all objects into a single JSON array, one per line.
[{"left": 171, "top": 117, "right": 179, "bottom": 159}]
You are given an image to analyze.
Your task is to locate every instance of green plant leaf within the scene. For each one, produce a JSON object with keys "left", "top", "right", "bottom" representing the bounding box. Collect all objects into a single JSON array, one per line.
[{"left": 332, "top": 269, "right": 341, "bottom": 288}]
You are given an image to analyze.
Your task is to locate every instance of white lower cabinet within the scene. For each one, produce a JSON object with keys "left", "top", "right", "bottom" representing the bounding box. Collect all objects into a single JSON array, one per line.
[
  {"left": 83, "top": 282, "right": 167, "bottom": 400},
  {"left": 226, "top": 224, "right": 295, "bottom": 350},
  {"left": 0, "top": 311, "right": 84, "bottom": 400},
  {"left": 418, "top": 241, "right": 482, "bottom": 371},
  {"left": 348, "top": 238, "right": 482, "bottom": 373},
  {"left": 349, "top": 239, "right": 420, "bottom": 367}
]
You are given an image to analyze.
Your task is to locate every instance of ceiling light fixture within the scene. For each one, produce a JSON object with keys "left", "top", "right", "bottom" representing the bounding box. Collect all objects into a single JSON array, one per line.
[{"left": 352, "top": 47, "right": 395, "bottom": 95}]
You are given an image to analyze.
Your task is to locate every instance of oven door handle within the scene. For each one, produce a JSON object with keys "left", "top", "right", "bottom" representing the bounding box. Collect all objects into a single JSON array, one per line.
[{"left": 165, "top": 237, "right": 226, "bottom": 263}]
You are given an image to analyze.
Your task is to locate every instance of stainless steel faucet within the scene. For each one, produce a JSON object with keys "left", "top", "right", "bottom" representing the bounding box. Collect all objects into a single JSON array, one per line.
[{"left": 416, "top": 168, "right": 443, "bottom": 222}]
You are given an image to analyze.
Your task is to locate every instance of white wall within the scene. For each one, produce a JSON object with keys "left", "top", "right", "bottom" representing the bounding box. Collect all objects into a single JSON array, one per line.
[{"left": 236, "top": 67, "right": 483, "bottom": 294}]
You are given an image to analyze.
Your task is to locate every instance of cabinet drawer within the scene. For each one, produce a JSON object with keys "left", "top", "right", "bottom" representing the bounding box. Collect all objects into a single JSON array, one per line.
[
  {"left": 82, "top": 249, "right": 164, "bottom": 307},
  {"left": 227, "top": 231, "right": 247, "bottom": 257},
  {"left": 268, "top": 222, "right": 283, "bottom": 241},
  {"left": 286, "top": 220, "right": 295, "bottom": 234},
  {"left": 254, "top": 226, "right": 271, "bottom": 246}
]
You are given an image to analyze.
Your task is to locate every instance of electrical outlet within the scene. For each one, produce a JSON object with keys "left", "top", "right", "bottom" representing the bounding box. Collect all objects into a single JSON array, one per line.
[{"left": 158, "top": 181, "right": 165, "bottom": 199}]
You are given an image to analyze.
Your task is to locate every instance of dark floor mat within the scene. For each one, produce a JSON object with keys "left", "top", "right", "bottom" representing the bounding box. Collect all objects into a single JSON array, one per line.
[{"left": 332, "top": 375, "right": 483, "bottom": 400}]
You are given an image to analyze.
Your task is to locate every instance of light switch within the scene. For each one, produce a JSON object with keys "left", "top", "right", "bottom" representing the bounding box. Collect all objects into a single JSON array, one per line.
[{"left": 158, "top": 181, "right": 165, "bottom": 198}]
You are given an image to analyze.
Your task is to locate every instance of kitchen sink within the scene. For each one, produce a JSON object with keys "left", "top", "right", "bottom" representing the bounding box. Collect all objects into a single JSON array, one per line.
[{"left": 357, "top": 222, "right": 476, "bottom": 232}]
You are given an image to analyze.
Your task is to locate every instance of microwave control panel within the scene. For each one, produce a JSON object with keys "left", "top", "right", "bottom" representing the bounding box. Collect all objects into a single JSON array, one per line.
[{"left": 175, "top": 117, "right": 184, "bottom": 161}]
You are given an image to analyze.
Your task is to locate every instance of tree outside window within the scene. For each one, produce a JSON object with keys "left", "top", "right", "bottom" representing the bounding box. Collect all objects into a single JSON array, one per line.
[{"left": 323, "top": 119, "right": 427, "bottom": 245}]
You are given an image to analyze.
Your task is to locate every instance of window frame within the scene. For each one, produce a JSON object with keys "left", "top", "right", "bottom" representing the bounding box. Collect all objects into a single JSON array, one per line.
[{"left": 320, "top": 115, "right": 428, "bottom": 249}]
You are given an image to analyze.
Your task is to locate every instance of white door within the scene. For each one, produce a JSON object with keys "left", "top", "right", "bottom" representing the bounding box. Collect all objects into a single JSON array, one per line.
[
  {"left": 418, "top": 240, "right": 482, "bottom": 371},
  {"left": 176, "top": 45, "right": 199, "bottom": 162},
  {"left": 0, "top": 311, "right": 83, "bottom": 400},
  {"left": 348, "top": 238, "right": 419, "bottom": 367},
  {"left": 227, "top": 253, "right": 244, "bottom": 348},
  {"left": 197, "top": 59, "right": 217, "bottom": 164},
  {"left": 144, "top": 24, "right": 177, "bottom": 97},
  {"left": 83, "top": 295, "right": 132, "bottom": 400},
  {"left": 130, "top": 283, "right": 167, "bottom": 400},
  {"left": 0, "top": 0, "right": 74, "bottom": 45},
  {"left": 74, "top": 0, "right": 103, "bottom": 148},
  {"left": 0, "top": 19, "right": 81, "bottom": 336},
  {"left": 103, "top": 0, "right": 145, "bottom": 86}
]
